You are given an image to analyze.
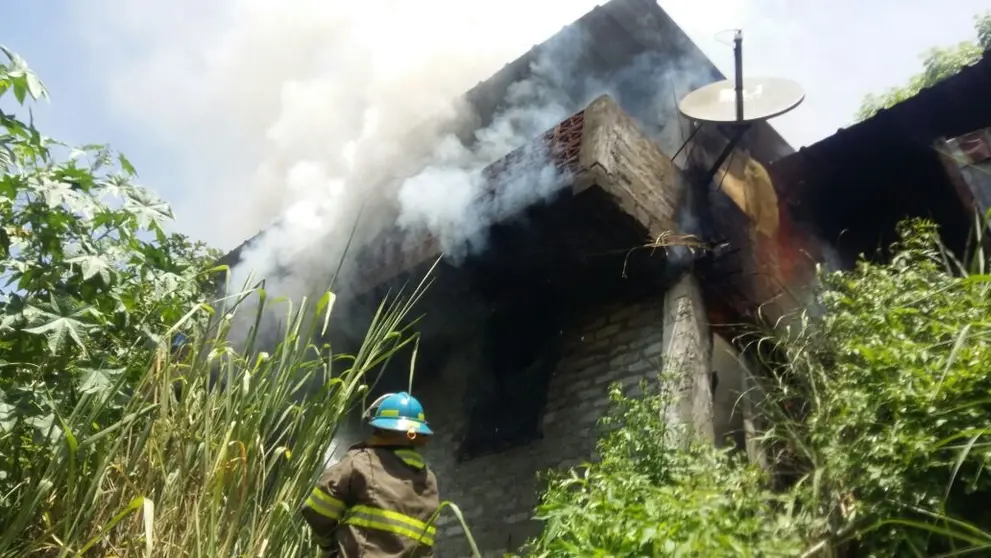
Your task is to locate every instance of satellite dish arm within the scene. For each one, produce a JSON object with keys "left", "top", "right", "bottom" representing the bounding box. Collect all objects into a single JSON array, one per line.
[{"left": 703, "top": 124, "right": 750, "bottom": 188}]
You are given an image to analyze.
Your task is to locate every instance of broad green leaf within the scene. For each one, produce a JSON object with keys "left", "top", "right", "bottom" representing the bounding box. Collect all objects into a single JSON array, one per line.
[
  {"left": 26, "top": 412, "right": 62, "bottom": 445},
  {"left": 0, "top": 45, "right": 29, "bottom": 70},
  {"left": 0, "top": 400, "right": 15, "bottom": 432},
  {"left": 38, "top": 179, "right": 77, "bottom": 209},
  {"left": 65, "top": 192, "right": 97, "bottom": 219},
  {"left": 118, "top": 153, "right": 137, "bottom": 177},
  {"left": 24, "top": 71, "right": 45, "bottom": 100},
  {"left": 124, "top": 188, "right": 173, "bottom": 229},
  {"left": 23, "top": 296, "right": 94, "bottom": 355},
  {"left": 78, "top": 367, "right": 124, "bottom": 395},
  {"left": 12, "top": 79, "right": 26, "bottom": 104},
  {"left": 69, "top": 254, "right": 112, "bottom": 284},
  {"left": 155, "top": 272, "right": 182, "bottom": 297},
  {"left": 0, "top": 144, "right": 14, "bottom": 171},
  {"left": 98, "top": 175, "right": 132, "bottom": 200}
]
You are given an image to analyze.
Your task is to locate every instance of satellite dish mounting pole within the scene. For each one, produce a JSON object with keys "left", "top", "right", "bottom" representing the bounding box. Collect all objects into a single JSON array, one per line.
[
  {"left": 734, "top": 30, "right": 744, "bottom": 122},
  {"left": 703, "top": 29, "right": 750, "bottom": 187},
  {"left": 676, "top": 28, "right": 804, "bottom": 186}
]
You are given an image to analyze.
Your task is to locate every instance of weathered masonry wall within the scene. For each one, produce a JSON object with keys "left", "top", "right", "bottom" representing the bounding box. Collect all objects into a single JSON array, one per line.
[
  {"left": 412, "top": 271, "right": 717, "bottom": 557},
  {"left": 417, "top": 294, "right": 667, "bottom": 556},
  {"left": 319, "top": 94, "right": 768, "bottom": 555}
]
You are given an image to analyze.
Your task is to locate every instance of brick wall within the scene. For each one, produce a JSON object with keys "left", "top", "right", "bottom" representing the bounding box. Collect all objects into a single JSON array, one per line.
[
  {"left": 415, "top": 294, "right": 668, "bottom": 557},
  {"left": 325, "top": 272, "right": 720, "bottom": 557}
]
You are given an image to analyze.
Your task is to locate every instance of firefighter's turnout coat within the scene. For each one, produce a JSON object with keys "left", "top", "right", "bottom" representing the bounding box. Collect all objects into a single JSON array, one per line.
[{"left": 301, "top": 439, "right": 440, "bottom": 557}]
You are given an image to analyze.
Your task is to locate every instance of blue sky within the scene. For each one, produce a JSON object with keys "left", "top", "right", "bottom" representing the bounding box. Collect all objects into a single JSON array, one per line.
[{"left": 2, "top": 0, "right": 989, "bottom": 250}]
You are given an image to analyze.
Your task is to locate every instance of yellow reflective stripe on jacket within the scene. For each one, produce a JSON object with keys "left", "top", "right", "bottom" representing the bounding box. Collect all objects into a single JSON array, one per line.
[
  {"left": 343, "top": 505, "right": 437, "bottom": 546},
  {"left": 394, "top": 449, "right": 425, "bottom": 469},
  {"left": 305, "top": 487, "right": 346, "bottom": 520}
]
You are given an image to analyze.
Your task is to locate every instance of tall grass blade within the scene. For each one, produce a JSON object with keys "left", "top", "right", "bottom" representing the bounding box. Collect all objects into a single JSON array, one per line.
[
  {"left": 1, "top": 263, "right": 435, "bottom": 556},
  {"left": 76, "top": 496, "right": 145, "bottom": 556}
]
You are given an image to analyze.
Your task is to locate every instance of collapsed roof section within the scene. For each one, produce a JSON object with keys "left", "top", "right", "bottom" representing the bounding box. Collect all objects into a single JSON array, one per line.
[{"left": 942, "top": 126, "right": 991, "bottom": 224}]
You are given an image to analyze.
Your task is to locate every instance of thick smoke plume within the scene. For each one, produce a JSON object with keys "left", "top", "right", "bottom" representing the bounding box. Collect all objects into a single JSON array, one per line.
[
  {"left": 70, "top": 0, "right": 732, "bottom": 345},
  {"left": 216, "top": 24, "right": 598, "bottom": 344}
]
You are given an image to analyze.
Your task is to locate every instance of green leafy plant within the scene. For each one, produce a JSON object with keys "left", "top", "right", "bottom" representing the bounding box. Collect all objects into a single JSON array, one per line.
[
  {"left": 753, "top": 219, "right": 991, "bottom": 556},
  {"left": 0, "top": 45, "right": 220, "bottom": 494},
  {"left": 519, "top": 382, "right": 812, "bottom": 557},
  {"left": 0, "top": 46, "right": 483, "bottom": 557},
  {"left": 0, "top": 279, "right": 433, "bottom": 556},
  {"left": 0, "top": 46, "right": 480, "bottom": 557},
  {"left": 523, "top": 219, "right": 991, "bottom": 557}
]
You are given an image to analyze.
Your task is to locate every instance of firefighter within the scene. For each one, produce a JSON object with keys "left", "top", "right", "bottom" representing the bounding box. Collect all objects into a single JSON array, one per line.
[{"left": 301, "top": 391, "right": 440, "bottom": 557}]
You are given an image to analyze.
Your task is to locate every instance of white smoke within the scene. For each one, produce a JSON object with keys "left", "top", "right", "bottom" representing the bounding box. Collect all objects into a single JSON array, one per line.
[
  {"left": 205, "top": 7, "right": 603, "bottom": 345},
  {"left": 67, "top": 0, "right": 750, "bottom": 344},
  {"left": 71, "top": 0, "right": 610, "bottom": 247},
  {"left": 392, "top": 33, "right": 589, "bottom": 260},
  {"left": 217, "top": 16, "right": 602, "bottom": 327}
]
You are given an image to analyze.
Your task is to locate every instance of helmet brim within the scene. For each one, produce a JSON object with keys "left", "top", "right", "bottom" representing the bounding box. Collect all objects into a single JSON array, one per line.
[{"left": 369, "top": 417, "right": 434, "bottom": 436}]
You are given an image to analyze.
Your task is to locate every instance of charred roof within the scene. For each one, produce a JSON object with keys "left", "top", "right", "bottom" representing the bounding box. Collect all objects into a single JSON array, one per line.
[{"left": 768, "top": 54, "right": 991, "bottom": 263}]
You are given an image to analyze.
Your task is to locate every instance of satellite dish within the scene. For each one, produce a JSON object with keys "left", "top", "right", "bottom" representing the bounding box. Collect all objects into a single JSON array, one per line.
[
  {"left": 679, "top": 76, "right": 805, "bottom": 124},
  {"left": 673, "top": 30, "right": 804, "bottom": 186}
]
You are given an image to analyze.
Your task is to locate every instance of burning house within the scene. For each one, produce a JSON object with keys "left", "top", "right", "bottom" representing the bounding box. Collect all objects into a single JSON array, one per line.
[{"left": 218, "top": 0, "right": 991, "bottom": 555}]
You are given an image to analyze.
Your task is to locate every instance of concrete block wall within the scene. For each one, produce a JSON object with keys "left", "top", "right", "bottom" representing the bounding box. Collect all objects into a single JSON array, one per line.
[
  {"left": 416, "top": 294, "right": 668, "bottom": 557},
  {"left": 575, "top": 95, "right": 683, "bottom": 238}
]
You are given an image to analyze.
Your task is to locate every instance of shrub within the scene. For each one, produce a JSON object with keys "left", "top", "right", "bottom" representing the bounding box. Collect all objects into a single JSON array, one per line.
[
  {"left": 758, "top": 219, "right": 991, "bottom": 556},
  {"left": 0, "top": 46, "right": 221, "bottom": 496},
  {"left": 0, "top": 46, "right": 433, "bottom": 556},
  {"left": 0, "top": 284, "right": 427, "bottom": 556},
  {"left": 519, "top": 384, "right": 811, "bottom": 557},
  {"left": 523, "top": 219, "right": 991, "bottom": 557}
]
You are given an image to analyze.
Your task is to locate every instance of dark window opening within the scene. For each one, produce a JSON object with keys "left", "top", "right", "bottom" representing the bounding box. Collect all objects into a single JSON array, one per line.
[{"left": 457, "top": 282, "right": 565, "bottom": 461}]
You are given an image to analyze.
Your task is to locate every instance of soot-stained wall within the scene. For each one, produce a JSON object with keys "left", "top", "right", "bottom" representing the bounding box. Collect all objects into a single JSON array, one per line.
[
  {"left": 321, "top": 95, "right": 777, "bottom": 555},
  {"left": 419, "top": 275, "right": 738, "bottom": 556},
  {"left": 417, "top": 293, "right": 669, "bottom": 556},
  {"left": 325, "top": 273, "right": 736, "bottom": 557},
  {"left": 320, "top": 287, "right": 674, "bottom": 556}
]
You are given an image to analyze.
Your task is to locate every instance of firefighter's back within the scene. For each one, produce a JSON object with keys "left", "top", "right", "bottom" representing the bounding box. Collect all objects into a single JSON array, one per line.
[
  {"left": 335, "top": 445, "right": 439, "bottom": 558},
  {"left": 302, "top": 392, "right": 440, "bottom": 558}
]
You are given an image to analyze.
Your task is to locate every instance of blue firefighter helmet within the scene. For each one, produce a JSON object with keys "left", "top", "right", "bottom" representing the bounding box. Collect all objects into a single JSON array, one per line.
[
  {"left": 367, "top": 392, "right": 433, "bottom": 436},
  {"left": 169, "top": 332, "right": 189, "bottom": 358},
  {"left": 170, "top": 332, "right": 188, "bottom": 352}
]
